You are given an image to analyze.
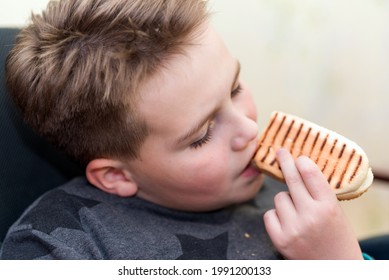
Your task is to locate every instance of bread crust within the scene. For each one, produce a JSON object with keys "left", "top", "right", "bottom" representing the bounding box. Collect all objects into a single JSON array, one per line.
[{"left": 254, "top": 111, "right": 373, "bottom": 200}]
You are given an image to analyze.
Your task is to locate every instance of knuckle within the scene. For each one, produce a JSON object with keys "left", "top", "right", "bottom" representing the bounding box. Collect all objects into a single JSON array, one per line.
[
  {"left": 285, "top": 174, "right": 302, "bottom": 186},
  {"left": 274, "top": 191, "right": 289, "bottom": 205},
  {"left": 277, "top": 228, "right": 301, "bottom": 251},
  {"left": 321, "top": 201, "right": 340, "bottom": 217},
  {"left": 296, "top": 156, "right": 321, "bottom": 178},
  {"left": 303, "top": 213, "right": 317, "bottom": 229}
]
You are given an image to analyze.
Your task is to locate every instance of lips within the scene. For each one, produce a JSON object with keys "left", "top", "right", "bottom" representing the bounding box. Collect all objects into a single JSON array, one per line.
[
  {"left": 239, "top": 142, "right": 261, "bottom": 177},
  {"left": 241, "top": 161, "right": 261, "bottom": 178}
]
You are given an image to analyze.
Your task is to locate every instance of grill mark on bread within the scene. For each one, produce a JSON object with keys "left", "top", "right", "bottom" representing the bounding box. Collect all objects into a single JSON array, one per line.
[
  {"left": 350, "top": 155, "right": 362, "bottom": 183},
  {"left": 259, "top": 113, "right": 278, "bottom": 163},
  {"left": 260, "top": 112, "right": 278, "bottom": 146},
  {"left": 270, "top": 119, "right": 296, "bottom": 166},
  {"left": 337, "top": 149, "right": 356, "bottom": 189},
  {"left": 281, "top": 120, "right": 295, "bottom": 146},
  {"left": 330, "top": 139, "right": 337, "bottom": 154},
  {"left": 262, "top": 114, "right": 286, "bottom": 163},
  {"left": 300, "top": 127, "right": 312, "bottom": 155},
  {"left": 309, "top": 131, "right": 320, "bottom": 159},
  {"left": 322, "top": 138, "right": 338, "bottom": 174},
  {"left": 328, "top": 143, "right": 346, "bottom": 185},
  {"left": 338, "top": 143, "right": 346, "bottom": 159},
  {"left": 316, "top": 134, "right": 329, "bottom": 164},
  {"left": 291, "top": 123, "right": 304, "bottom": 154},
  {"left": 272, "top": 115, "right": 286, "bottom": 144},
  {"left": 320, "top": 134, "right": 329, "bottom": 152},
  {"left": 261, "top": 147, "right": 271, "bottom": 164}
]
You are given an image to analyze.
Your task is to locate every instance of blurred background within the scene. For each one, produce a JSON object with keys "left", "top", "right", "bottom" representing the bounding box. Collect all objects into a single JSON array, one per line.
[
  {"left": 209, "top": 0, "right": 389, "bottom": 240},
  {"left": 1, "top": 0, "right": 388, "bottom": 240}
]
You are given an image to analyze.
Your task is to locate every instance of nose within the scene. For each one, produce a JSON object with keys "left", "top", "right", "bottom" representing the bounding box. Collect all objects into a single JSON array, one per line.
[{"left": 231, "top": 116, "right": 259, "bottom": 151}]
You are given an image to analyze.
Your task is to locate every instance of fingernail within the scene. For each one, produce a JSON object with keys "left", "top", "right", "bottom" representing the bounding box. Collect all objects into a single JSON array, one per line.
[
  {"left": 276, "top": 147, "right": 287, "bottom": 155},
  {"left": 275, "top": 148, "right": 286, "bottom": 159}
]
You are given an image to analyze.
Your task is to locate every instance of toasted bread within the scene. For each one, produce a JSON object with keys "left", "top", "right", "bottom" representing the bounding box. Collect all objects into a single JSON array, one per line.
[{"left": 253, "top": 111, "right": 373, "bottom": 200}]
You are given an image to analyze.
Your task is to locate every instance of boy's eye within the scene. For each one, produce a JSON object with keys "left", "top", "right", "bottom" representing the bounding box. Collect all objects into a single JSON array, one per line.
[
  {"left": 190, "top": 122, "right": 214, "bottom": 149},
  {"left": 231, "top": 83, "right": 242, "bottom": 98}
]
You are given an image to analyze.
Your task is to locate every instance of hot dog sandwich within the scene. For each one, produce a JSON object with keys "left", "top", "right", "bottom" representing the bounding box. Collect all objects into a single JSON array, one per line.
[{"left": 253, "top": 111, "right": 373, "bottom": 200}]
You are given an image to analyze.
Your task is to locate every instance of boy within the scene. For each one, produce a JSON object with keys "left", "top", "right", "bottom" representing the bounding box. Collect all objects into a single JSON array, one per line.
[{"left": 0, "top": 0, "right": 363, "bottom": 259}]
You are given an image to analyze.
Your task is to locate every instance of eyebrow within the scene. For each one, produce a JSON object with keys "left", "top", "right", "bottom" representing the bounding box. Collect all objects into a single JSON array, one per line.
[{"left": 176, "top": 60, "right": 241, "bottom": 145}]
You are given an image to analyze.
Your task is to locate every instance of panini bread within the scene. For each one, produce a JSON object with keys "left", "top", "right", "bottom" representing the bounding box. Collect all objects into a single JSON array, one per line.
[{"left": 253, "top": 111, "right": 373, "bottom": 200}]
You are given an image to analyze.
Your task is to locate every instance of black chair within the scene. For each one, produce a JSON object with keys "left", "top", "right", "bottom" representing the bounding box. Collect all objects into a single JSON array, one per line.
[
  {"left": 0, "top": 28, "right": 82, "bottom": 245},
  {"left": 360, "top": 234, "right": 389, "bottom": 260}
]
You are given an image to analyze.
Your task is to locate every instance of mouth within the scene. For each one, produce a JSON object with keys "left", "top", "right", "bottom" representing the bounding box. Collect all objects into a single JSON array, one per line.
[
  {"left": 241, "top": 160, "right": 260, "bottom": 177},
  {"left": 240, "top": 144, "right": 261, "bottom": 178}
]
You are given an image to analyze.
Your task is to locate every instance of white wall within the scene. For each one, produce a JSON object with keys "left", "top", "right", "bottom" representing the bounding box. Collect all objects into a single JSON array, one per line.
[
  {"left": 211, "top": 0, "right": 389, "bottom": 170},
  {"left": 1, "top": 0, "right": 389, "bottom": 170},
  {"left": 0, "top": 0, "right": 49, "bottom": 27}
]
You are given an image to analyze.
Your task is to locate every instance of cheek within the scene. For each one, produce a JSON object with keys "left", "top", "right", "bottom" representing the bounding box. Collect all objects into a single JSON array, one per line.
[{"left": 182, "top": 151, "right": 230, "bottom": 188}]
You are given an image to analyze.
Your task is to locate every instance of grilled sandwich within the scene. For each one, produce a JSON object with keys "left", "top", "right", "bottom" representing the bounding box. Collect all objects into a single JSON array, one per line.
[{"left": 253, "top": 111, "right": 373, "bottom": 200}]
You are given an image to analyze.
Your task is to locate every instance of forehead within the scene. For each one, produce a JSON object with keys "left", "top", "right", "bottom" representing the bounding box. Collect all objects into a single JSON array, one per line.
[{"left": 137, "top": 25, "right": 236, "bottom": 139}]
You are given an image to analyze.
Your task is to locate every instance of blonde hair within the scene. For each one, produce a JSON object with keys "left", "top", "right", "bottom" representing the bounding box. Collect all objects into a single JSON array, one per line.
[{"left": 6, "top": 0, "right": 208, "bottom": 165}]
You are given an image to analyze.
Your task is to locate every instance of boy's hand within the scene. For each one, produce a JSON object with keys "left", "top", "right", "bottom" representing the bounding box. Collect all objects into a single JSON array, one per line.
[{"left": 263, "top": 148, "right": 363, "bottom": 259}]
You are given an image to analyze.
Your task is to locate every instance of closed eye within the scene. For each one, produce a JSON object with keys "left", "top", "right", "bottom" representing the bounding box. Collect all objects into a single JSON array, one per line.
[
  {"left": 231, "top": 83, "right": 242, "bottom": 98},
  {"left": 190, "top": 122, "right": 215, "bottom": 149}
]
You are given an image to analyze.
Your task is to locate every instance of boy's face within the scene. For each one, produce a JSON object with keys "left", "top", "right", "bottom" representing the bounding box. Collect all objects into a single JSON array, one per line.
[{"left": 126, "top": 24, "right": 264, "bottom": 211}]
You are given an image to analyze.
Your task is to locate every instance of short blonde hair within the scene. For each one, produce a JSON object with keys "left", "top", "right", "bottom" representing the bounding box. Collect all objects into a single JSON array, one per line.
[{"left": 6, "top": 0, "right": 208, "bottom": 164}]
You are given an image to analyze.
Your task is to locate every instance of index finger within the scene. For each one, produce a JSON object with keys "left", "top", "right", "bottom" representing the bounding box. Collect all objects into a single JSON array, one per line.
[
  {"left": 295, "top": 155, "right": 337, "bottom": 201},
  {"left": 276, "top": 148, "right": 311, "bottom": 205}
]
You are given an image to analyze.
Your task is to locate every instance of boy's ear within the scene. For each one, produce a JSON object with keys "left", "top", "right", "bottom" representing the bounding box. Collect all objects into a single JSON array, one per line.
[{"left": 86, "top": 159, "right": 138, "bottom": 197}]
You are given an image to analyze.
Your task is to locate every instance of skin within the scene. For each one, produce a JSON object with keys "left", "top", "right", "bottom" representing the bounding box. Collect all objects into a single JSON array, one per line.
[
  {"left": 123, "top": 24, "right": 264, "bottom": 212},
  {"left": 87, "top": 23, "right": 363, "bottom": 259},
  {"left": 87, "top": 24, "right": 264, "bottom": 211},
  {"left": 264, "top": 148, "right": 363, "bottom": 259}
]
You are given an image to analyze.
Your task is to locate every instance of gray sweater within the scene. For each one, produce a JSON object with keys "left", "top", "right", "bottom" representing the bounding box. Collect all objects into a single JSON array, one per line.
[{"left": 0, "top": 177, "right": 286, "bottom": 259}]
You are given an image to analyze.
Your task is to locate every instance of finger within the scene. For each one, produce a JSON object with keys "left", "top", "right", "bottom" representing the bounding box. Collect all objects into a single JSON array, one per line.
[
  {"left": 263, "top": 209, "right": 282, "bottom": 243},
  {"left": 295, "top": 155, "right": 336, "bottom": 201},
  {"left": 273, "top": 191, "right": 296, "bottom": 226},
  {"left": 276, "top": 148, "right": 311, "bottom": 204}
]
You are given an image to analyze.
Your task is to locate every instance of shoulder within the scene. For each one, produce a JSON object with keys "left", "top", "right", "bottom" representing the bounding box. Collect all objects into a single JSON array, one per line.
[
  {"left": 7, "top": 177, "right": 101, "bottom": 234},
  {"left": 0, "top": 177, "right": 120, "bottom": 259}
]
